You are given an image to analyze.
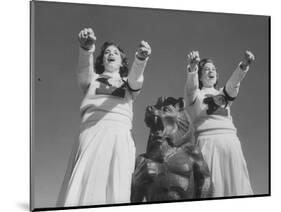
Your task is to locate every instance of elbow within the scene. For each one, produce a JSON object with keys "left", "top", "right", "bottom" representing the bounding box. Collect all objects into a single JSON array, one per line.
[
  {"left": 184, "top": 91, "right": 196, "bottom": 106},
  {"left": 184, "top": 84, "right": 198, "bottom": 106},
  {"left": 77, "top": 75, "right": 90, "bottom": 93},
  {"left": 185, "top": 95, "right": 196, "bottom": 106},
  {"left": 78, "top": 81, "right": 89, "bottom": 94},
  {"left": 128, "top": 75, "right": 144, "bottom": 90},
  {"left": 185, "top": 83, "right": 198, "bottom": 95},
  {"left": 225, "top": 83, "right": 240, "bottom": 99}
]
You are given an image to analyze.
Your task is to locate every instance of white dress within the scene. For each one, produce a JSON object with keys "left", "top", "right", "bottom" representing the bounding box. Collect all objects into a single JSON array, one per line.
[
  {"left": 57, "top": 47, "right": 148, "bottom": 206},
  {"left": 184, "top": 64, "right": 253, "bottom": 197}
]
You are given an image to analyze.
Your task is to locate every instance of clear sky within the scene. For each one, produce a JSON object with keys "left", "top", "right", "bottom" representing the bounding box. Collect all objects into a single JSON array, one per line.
[{"left": 32, "top": 1, "right": 269, "bottom": 208}]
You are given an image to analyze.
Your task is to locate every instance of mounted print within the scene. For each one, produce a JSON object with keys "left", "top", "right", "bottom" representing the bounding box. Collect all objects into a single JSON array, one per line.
[{"left": 30, "top": 0, "right": 270, "bottom": 211}]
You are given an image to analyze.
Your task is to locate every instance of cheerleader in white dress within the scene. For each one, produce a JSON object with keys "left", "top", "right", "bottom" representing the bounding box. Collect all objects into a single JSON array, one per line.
[
  {"left": 57, "top": 28, "right": 151, "bottom": 206},
  {"left": 184, "top": 50, "right": 255, "bottom": 197}
]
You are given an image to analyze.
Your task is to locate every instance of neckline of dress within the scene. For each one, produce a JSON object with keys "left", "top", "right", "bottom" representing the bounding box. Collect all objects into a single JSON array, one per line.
[
  {"left": 202, "top": 87, "right": 216, "bottom": 91},
  {"left": 100, "top": 72, "right": 121, "bottom": 79},
  {"left": 201, "top": 87, "right": 218, "bottom": 94}
]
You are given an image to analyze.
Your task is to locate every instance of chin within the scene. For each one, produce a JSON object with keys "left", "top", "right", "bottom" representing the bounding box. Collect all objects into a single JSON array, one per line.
[{"left": 208, "top": 79, "right": 216, "bottom": 86}]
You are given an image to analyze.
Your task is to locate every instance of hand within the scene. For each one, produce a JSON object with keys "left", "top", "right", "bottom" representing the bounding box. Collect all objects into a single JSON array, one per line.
[
  {"left": 78, "top": 28, "right": 96, "bottom": 51},
  {"left": 187, "top": 51, "right": 200, "bottom": 72},
  {"left": 136, "top": 40, "right": 152, "bottom": 60},
  {"left": 242, "top": 50, "right": 255, "bottom": 66}
]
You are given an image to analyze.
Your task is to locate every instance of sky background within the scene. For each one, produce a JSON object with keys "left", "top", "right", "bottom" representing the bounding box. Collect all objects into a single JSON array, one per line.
[{"left": 32, "top": 1, "right": 269, "bottom": 208}]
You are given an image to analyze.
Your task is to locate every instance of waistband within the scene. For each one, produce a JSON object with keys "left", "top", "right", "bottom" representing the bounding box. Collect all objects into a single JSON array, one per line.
[
  {"left": 195, "top": 128, "right": 237, "bottom": 138},
  {"left": 80, "top": 110, "right": 132, "bottom": 132}
]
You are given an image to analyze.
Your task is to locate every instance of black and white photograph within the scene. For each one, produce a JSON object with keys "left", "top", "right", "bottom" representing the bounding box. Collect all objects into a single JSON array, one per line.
[
  {"left": 29, "top": 1, "right": 271, "bottom": 211},
  {"left": 4, "top": 0, "right": 281, "bottom": 212}
]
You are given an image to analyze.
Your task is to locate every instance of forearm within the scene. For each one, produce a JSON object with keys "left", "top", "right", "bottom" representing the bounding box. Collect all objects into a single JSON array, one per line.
[
  {"left": 225, "top": 62, "right": 249, "bottom": 98},
  {"left": 77, "top": 46, "right": 96, "bottom": 91},
  {"left": 127, "top": 56, "right": 148, "bottom": 90},
  {"left": 184, "top": 65, "right": 199, "bottom": 105}
]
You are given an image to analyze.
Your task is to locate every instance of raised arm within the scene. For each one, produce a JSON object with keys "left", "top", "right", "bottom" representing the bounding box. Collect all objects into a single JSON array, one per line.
[
  {"left": 76, "top": 28, "right": 98, "bottom": 93},
  {"left": 184, "top": 51, "right": 200, "bottom": 105},
  {"left": 127, "top": 41, "right": 151, "bottom": 99},
  {"left": 224, "top": 50, "right": 255, "bottom": 99}
]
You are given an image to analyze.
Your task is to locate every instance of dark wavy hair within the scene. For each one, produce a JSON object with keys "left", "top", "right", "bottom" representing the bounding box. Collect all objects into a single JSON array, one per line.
[
  {"left": 94, "top": 42, "right": 129, "bottom": 78},
  {"left": 198, "top": 58, "right": 219, "bottom": 89}
]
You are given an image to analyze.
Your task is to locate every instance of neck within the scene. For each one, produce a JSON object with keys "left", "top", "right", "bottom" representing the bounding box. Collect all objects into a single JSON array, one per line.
[
  {"left": 102, "top": 70, "right": 120, "bottom": 79},
  {"left": 202, "top": 85, "right": 215, "bottom": 90}
]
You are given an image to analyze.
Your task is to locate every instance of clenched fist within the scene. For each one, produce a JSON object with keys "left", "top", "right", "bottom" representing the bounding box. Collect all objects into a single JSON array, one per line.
[
  {"left": 240, "top": 50, "right": 255, "bottom": 70},
  {"left": 187, "top": 51, "right": 200, "bottom": 72},
  {"left": 78, "top": 28, "right": 96, "bottom": 51},
  {"left": 136, "top": 40, "right": 152, "bottom": 60}
]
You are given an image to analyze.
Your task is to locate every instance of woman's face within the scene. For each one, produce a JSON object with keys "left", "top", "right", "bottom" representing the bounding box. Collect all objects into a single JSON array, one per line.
[
  {"left": 200, "top": 62, "right": 217, "bottom": 88},
  {"left": 103, "top": 45, "right": 123, "bottom": 73}
]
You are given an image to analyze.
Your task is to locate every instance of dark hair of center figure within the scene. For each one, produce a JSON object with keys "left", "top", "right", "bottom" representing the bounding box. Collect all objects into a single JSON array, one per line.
[
  {"left": 94, "top": 41, "right": 129, "bottom": 78},
  {"left": 198, "top": 58, "right": 219, "bottom": 89}
]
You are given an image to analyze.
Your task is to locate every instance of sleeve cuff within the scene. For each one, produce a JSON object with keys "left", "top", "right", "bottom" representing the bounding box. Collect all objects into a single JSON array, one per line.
[
  {"left": 238, "top": 62, "right": 249, "bottom": 72},
  {"left": 126, "top": 80, "right": 142, "bottom": 92},
  {"left": 187, "top": 67, "right": 198, "bottom": 76},
  {"left": 187, "top": 64, "right": 198, "bottom": 73},
  {"left": 134, "top": 54, "right": 149, "bottom": 64},
  {"left": 79, "top": 46, "right": 95, "bottom": 55}
]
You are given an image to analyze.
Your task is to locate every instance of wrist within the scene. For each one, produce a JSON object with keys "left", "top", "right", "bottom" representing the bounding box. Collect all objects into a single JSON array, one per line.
[
  {"left": 187, "top": 64, "right": 198, "bottom": 73},
  {"left": 239, "top": 62, "right": 249, "bottom": 71},
  {"left": 136, "top": 55, "right": 146, "bottom": 61},
  {"left": 135, "top": 54, "right": 148, "bottom": 61},
  {"left": 80, "top": 45, "right": 90, "bottom": 51},
  {"left": 80, "top": 44, "right": 95, "bottom": 53},
  {"left": 135, "top": 52, "right": 149, "bottom": 61}
]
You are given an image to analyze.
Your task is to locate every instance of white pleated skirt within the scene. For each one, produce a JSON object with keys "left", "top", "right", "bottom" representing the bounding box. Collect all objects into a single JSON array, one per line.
[
  {"left": 197, "top": 133, "right": 253, "bottom": 197},
  {"left": 57, "top": 120, "right": 136, "bottom": 207}
]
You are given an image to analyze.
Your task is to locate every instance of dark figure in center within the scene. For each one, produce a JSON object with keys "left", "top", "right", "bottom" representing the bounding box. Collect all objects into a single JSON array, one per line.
[{"left": 131, "top": 96, "right": 213, "bottom": 202}]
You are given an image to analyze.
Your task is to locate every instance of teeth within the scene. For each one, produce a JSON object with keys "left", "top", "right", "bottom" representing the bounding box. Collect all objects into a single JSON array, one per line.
[{"left": 108, "top": 58, "right": 115, "bottom": 62}]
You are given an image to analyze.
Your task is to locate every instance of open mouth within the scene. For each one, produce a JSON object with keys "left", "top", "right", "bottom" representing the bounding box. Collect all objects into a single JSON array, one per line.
[
  {"left": 107, "top": 58, "right": 116, "bottom": 62},
  {"left": 208, "top": 75, "right": 215, "bottom": 79}
]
